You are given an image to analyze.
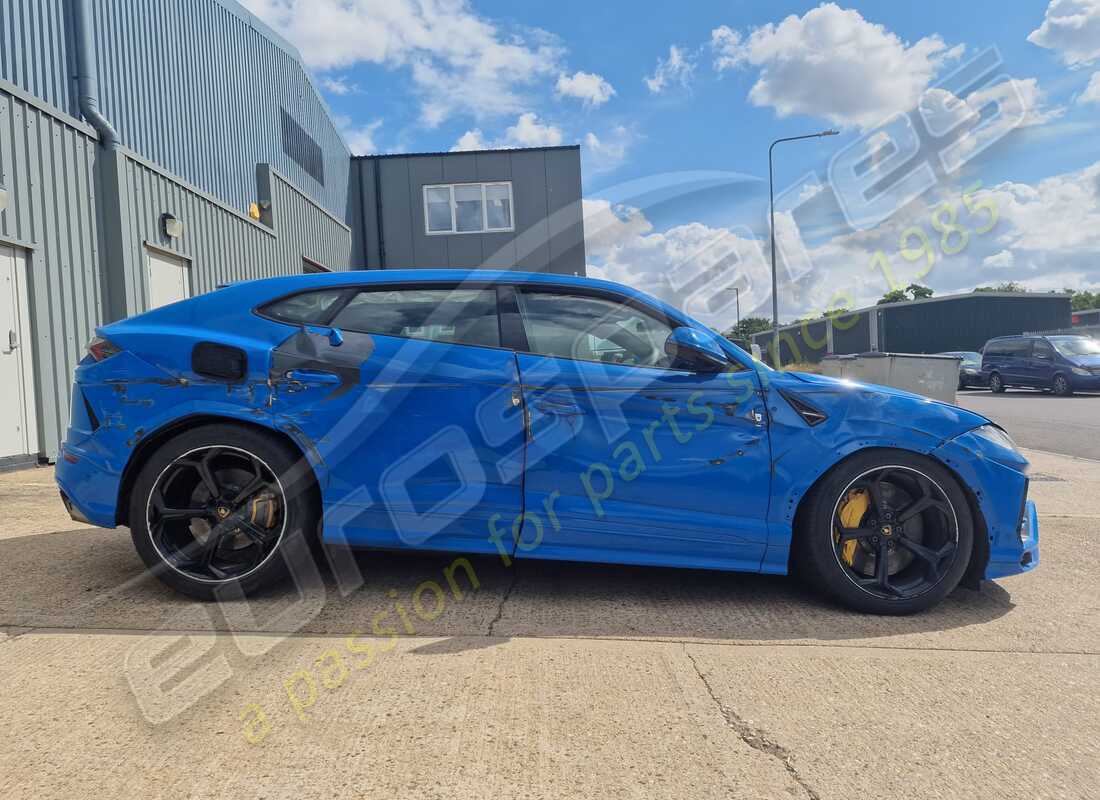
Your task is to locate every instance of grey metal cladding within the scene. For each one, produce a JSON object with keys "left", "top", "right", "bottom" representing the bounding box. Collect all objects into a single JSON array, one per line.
[
  {"left": 544, "top": 148, "right": 584, "bottom": 275},
  {"left": 96, "top": 0, "right": 350, "bottom": 219},
  {"left": 0, "top": 88, "right": 101, "bottom": 462},
  {"left": 0, "top": 0, "right": 78, "bottom": 117}
]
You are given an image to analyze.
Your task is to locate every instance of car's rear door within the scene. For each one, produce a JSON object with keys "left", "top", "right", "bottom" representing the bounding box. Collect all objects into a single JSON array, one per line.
[
  {"left": 507, "top": 286, "right": 771, "bottom": 572},
  {"left": 266, "top": 284, "right": 525, "bottom": 554}
]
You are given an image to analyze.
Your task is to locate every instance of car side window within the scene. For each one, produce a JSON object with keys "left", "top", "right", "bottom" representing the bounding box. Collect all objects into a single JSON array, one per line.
[
  {"left": 331, "top": 288, "right": 501, "bottom": 348},
  {"left": 516, "top": 291, "right": 677, "bottom": 368},
  {"left": 261, "top": 289, "right": 347, "bottom": 324},
  {"left": 1033, "top": 339, "right": 1055, "bottom": 358}
]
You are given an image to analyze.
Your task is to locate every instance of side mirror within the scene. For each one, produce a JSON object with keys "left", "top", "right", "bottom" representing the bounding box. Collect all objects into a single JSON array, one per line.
[
  {"left": 303, "top": 324, "right": 344, "bottom": 347},
  {"left": 664, "top": 327, "right": 730, "bottom": 372}
]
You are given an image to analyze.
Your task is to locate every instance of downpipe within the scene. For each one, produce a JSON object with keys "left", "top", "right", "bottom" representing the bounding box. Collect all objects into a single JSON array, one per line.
[{"left": 71, "top": 0, "right": 119, "bottom": 149}]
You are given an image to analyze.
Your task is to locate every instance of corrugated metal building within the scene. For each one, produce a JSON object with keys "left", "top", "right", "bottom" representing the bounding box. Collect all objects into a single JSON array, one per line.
[
  {"left": 0, "top": 0, "right": 587, "bottom": 466},
  {"left": 753, "top": 292, "right": 1073, "bottom": 367}
]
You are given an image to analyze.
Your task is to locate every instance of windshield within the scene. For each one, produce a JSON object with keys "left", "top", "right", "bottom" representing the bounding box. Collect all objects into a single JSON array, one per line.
[{"left": 1049, "top": 337, "right": 1100, "bottom": 357}]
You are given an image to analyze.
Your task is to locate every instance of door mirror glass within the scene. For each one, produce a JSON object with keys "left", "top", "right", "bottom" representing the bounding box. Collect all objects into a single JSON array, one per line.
[{"left": 664, "top": 327, "right": 730, "bottom": 372}]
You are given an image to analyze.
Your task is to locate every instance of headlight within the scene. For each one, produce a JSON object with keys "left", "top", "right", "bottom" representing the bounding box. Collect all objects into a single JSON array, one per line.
[
  {"left": 1071, "top": 366, "right": 1089, "bottom": 376},
  {"left": 971, "top": 424, "right": 1019, "bottom": 453}
]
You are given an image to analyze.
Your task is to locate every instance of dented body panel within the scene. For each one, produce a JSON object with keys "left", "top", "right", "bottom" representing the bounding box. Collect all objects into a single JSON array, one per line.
[{"left": 57, "top": 270, "right": 1039, "bottom": 583}]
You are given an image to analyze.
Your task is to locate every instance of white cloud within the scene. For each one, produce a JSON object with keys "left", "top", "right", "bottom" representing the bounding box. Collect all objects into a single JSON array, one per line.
[
  {"left": 711, "top": 3, "right": 959, "bottom": 129},
  {"left": 555, "top": 71, "right": 616, "bottom": 107},
  {"left": 1028, "top": 0, "right": 1100, "bottom": 66},
  {"left": 317, "top": 75, "right": 358, "bottom": 95},
  {"left": 1080, "top": 72, "right": 1100, "bottom": 104},
  {"left": 451, "top": 112, "right": 563, "bottom": 151},
  {"left": 583, "top": 126, "right": 636, "bottom": 173},
  {"left": 983, "top": 250, "right": 1016, "bottom": 269},
  {"left": 334, "top": 116, "right": 383, "bottom": 154},
  {"left": 240, "top": 0, "right": 564, "bottom": 127},
  {"left": 585, "top": 161, "right": 1100, "bottom": 326},
  {"left": 451, "top": 129, "right": 488, "bottom": 151},
  {"left": 644, "top": 45, "right": 695, "bottom": 94}
]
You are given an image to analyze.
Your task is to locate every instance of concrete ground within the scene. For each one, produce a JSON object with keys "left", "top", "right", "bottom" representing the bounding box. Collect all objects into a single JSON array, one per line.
[
  {"left": 956, "top": 388, "right": 1100, "bottom": 461},
  {"left": 1, "top": 449, "right": 1098, "bottom": 799}
]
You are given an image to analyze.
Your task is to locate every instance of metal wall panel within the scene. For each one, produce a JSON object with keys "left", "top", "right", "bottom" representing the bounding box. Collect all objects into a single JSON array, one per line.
[
  {"left": 832, "top": 311, "right": 871, "bottom": 355},
  {"left": 117, "top": 153, "right": 350, "bottom": 313},
  {"left": 881, "top": 295, "right": 1072, "bottom": 353},
  {"left": 358, "top": 146, "right": 584, "bottom": 274},
  {"left": 2, "top": 0, "right": 351, "bottom": 220},
  {"left": 0, "top": 86, "right": 101, "bottom": 460},
  {"left": 88, "top": 0, "right": 351, "bottom": 220},
  {"left": 0, "top": 0, "right": 77, "bottom": 117}
]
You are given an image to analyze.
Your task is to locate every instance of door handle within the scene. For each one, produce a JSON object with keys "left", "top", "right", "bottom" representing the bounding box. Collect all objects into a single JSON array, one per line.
[
  {"left": 4, "top": 329, "right": 16, "bottom": 353},
  {"left": 535, "top": 399, "right": 583, "bottom": 416},
  {"left": 286, "top": 369, "right": 341, "bottom": 385}
]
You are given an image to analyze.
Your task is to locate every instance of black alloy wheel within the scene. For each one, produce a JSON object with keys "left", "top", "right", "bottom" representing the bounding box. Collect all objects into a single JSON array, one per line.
[
  {"left": 145, "top": 445, "right": 286, "bottom": 583},
  {"left": 830, "top": 466, "right": 960, "bottom": 602}
]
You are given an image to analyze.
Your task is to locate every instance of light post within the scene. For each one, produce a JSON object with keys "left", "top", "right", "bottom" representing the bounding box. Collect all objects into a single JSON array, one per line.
[{"left": 769, "top": 130, "right": 838, "bottom": 363}]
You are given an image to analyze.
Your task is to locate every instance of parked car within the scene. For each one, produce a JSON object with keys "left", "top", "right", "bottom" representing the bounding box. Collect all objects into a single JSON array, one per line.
[
  {"left": 938, "top": 351, "right": 986, "bottom": 389},
  {"left": 982, "top": 334, "right": 1100, "bottom": 395},
  {"left": 57, "top": 271, "right": 1039, "bottom": 614}
]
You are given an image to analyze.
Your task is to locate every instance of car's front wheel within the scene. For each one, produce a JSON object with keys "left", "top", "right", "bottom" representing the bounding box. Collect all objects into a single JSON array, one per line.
[
  {"left": 128, "top": 424, "right": 319, "bottom": 600},
  {"left": 988, "top": 372, "right": 1005, "bottom": 393},
  {"left": 795, "top": 450, "right": 974, "bottom": 615},
  {"left": 1052, "top": 373, "right": 1073, "bottom": 397}
]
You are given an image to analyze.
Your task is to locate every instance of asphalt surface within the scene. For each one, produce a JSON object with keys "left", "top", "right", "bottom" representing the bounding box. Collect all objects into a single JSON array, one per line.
[
  {"left": 1, "top": 452, "right": 1098, "bottom": 799},
  {"left": 955, "top": 388, "right": 1100, "bottom": 461}
]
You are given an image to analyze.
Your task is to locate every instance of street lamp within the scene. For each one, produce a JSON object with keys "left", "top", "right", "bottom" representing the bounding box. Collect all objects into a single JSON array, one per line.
[{"left": 769, "top": 130, "right": 839, "bottom": 362}]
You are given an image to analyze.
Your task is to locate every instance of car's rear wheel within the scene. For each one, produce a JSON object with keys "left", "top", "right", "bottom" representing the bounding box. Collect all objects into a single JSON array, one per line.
[
  {"left": 129, "top": 424, "right": 319, "bottom": 600},
  {"left": 988, "top": 372, "right": 1005, "bottom": 393},
  {"left": 795, "top": 450, "right": 973, "bottom": 615},
  {"left": 1052, "top": 373, "right": 1073, "bottom": 397}
]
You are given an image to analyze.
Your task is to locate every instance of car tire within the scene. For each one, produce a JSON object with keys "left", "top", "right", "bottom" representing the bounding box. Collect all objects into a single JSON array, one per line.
[
  {"left": 794, "top": 449, "right": 974, "bottom": 615},
  {"left": 1052, "top": 373, "right": 1073, "bottom": 397},
  {"left": 988, "top": 372, "right": 1005, "bottom": 393},
  {"left": 128, "top": 423, "right": 320, "bottom": 600}
]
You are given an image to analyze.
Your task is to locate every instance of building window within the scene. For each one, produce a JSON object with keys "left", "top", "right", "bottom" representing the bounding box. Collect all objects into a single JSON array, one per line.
[
  {"left": 280, "top": 108, "right": 325, "bottom": 186},
  {"left": 423, "top": 182, "right": 514, "bottom": 235}
]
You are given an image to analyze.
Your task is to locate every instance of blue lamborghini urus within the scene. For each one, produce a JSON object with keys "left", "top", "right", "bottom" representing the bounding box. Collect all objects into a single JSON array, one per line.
[{"left": 57, "top": 271, "right": 1039, "bottom": 614}]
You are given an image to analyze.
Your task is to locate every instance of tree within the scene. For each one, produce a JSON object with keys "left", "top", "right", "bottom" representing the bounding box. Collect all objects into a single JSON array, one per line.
[
  {"left": 724, "top": 316, "right": 772, "bottom": 340},
  {"left": 878, "top": 284, "right": 934, "bottom": 305},
  {"left": 877, "top": 288, "right": 909, "bottom": 305},
  {"left": 974, "top": 281, "right": 1026, "bottom": 293},
  {"left": 1064, "top": 288, "right": 1100, "bottom": 311}
]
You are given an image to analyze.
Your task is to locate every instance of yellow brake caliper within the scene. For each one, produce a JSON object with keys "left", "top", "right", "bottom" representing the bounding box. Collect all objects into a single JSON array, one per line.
[{"left": 834, "top": 489, "right": 870, "bottom": 566}]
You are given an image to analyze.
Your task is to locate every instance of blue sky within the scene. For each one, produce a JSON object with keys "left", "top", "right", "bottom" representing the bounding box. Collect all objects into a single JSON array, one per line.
[{"left": 243, "top": 0, "right": 1100, "bottom": 326}]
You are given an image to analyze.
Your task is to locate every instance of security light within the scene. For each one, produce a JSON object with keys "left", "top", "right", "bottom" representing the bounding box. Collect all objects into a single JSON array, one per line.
[{"left": 161, "top": 213, "right": 183, "bottom": 239}]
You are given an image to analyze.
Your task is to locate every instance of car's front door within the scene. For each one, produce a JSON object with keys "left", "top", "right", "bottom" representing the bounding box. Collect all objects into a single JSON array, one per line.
[
  {"left": 267, "top": 285, "right": 525, "bottom": 555},
  {"left": 508, "top": 288, "right": 772, "bottom": 571}
]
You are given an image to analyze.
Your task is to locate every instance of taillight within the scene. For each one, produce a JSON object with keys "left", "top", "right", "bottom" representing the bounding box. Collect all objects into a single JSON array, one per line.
[{"left": 86, "top": 336, "right": 121, "bottom": 362}]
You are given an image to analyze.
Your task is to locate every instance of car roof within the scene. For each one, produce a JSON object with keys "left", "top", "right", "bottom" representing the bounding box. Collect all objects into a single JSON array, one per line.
[{"left": 230, "top": 269, "right": 605, "bottom": 292}]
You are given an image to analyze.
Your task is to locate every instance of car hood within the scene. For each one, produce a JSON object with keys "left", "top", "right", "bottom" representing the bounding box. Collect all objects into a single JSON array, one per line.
[
  {"left": 768, "top": 369, "right": 990, "bottom": 444},
  {"left": 1067, "top": 354, "right": 1100, "bottom": 368}
]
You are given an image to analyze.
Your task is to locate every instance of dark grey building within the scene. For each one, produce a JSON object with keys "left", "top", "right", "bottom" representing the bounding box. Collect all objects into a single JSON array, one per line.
[
  {"left": 753, "top": 291, "right": 1072, "bottom": 366},
  {"left": 350, "top": 147, "right": 585, "bottom": 275}
]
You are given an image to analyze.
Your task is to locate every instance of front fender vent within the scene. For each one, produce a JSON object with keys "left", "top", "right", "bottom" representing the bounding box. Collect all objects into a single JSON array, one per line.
[{"left": 779, "top": 390, "right": 827, "bottom": 426}]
